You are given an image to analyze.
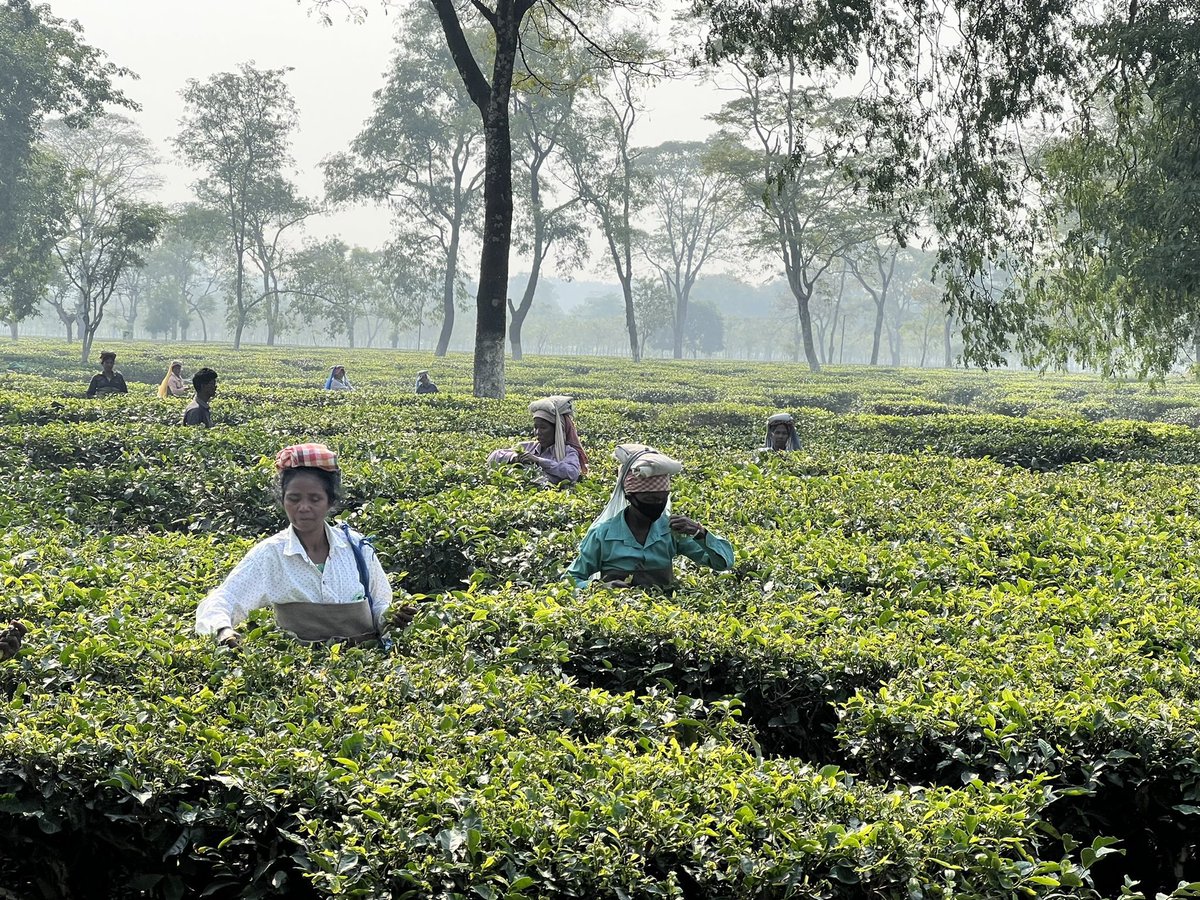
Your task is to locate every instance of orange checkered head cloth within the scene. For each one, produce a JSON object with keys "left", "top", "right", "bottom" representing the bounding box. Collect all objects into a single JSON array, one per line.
[{"left": 275, "top": 443, "right": 339, "bottom": 472}]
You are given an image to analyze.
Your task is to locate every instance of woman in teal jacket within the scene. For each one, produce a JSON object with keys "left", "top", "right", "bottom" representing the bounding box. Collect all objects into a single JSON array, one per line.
[{"left": 567, "top": 444, "right": 733, "bottom": 589}]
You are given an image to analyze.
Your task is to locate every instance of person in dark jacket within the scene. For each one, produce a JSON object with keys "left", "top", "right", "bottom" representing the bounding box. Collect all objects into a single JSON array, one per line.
[
  {"left": 415, "top": 370, "right": 439, "bottom": 394},
  {"left": 183, "top": 368, "right": 218, "bottom": 427},
  {"left": 86, "top": 351, "right": 128, "bottom": 398}
]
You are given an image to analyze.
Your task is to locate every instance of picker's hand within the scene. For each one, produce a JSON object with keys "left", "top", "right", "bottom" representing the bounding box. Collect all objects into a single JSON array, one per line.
[
  {"left": 0, "top": 620, "right": 27, "bottom": 660},
  {"left": 387, "top": 604, "right": 419, "bottom": 630},
  {"left": 216, "top": 627, "right": 241, "bottom": 649},
  {"left": 669, "top": 516, "right": 707, "bottom": 540},
  {"left": 603, "top": 576, "right": 632, "bottom": 589}
]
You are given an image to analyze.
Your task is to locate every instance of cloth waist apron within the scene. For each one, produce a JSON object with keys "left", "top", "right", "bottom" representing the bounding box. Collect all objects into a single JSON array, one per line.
[
  {"left": 601, "top": 566, "right": 674, "bottom": 588},
  {"left": 274, "top": 599, "right": 376, "bottom": 643}
]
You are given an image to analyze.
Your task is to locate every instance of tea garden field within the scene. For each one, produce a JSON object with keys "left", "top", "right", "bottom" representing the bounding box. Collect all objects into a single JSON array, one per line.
[{"left": 4, "top": 339, "right": 1200, "bottom": 899}]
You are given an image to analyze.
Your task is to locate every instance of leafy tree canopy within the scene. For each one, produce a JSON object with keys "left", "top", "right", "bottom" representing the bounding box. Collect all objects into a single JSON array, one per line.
[
  {"left": 0, "top": 0, "right": 134, "bottom": 325},
  {"left": 692, "top": 0, "right": 1199, "bottom": 377}
]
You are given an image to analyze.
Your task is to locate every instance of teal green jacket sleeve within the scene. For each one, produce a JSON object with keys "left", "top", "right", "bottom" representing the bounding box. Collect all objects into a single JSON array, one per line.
[
  {"left": 567, "top": 523, "right": 604, "bottom": 589},
  {"left": 673, "top": 529, "right": 734, "bottom": 572}
]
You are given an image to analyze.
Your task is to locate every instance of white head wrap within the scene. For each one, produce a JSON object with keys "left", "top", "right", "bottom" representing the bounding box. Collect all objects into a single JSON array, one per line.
[
  {"left": 594, "top": 443, "right": 683, "bottom": 525},
  {"left": 529, "top": 395, "right": 575, "bottom": 461},
  {"left": 765, "top": 412, "right": 801, "bottom": 450}
]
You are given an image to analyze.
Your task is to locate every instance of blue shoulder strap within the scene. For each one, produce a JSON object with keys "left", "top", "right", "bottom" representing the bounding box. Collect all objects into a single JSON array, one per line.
[
  {"left": 340, "top": 522, "right": 375, "bottom": 606},
  {"left": 340, "top": 523, "right": 394, "bottom": 651}
]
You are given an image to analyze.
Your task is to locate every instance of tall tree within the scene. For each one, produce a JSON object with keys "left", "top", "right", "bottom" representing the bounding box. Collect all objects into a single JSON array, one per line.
[
  {"left": 711, "top": 66, "right": 877, "bottom": 372},
  {"left": 844, "top": 239, "right": 901, "bottom": 366},
  {"left": 374, "top": 233, "right": 452, "bottom": 351},
  {"left": 0, "top": 0, "right": 132, "bottom": 335},
  {"left": 175, "top": 63, "right": 300, "bottom": 349},
  {"left": 316, "top": 0, "right": 655, "bottom": 397},
  {"left": 141, "top": 204, "right": 225, "bottom": 341},
  {"left": 508, "top": 76, "right": 587, "bottom": 360},
  {"left": 561, "top": 56, "right": 652, "bottom": 361},
  {"left": 690, "top": 0, "right": 1200, "bottom": 375},
  {"left": 47, "top": 115, "right": 165, "bottom": 362},
  {"left": 637, "top": 138, "right": 741, "bottom": 359},
  {"left": 324, "top": 7, "right": 483, "bottom": 357},
  {"left": 288, "top": 239, "right": 380, "bottom": 347},
  {"left": 248, "top": 177, "right": 316, "bottom": 346}
]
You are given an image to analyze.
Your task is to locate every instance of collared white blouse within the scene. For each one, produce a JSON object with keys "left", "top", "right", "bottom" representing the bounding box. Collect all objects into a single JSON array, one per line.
[{"left": 195, "top": 522, "right": 393, "bottom": 635}]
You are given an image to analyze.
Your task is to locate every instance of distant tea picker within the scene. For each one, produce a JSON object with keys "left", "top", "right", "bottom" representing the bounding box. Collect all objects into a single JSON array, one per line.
[
  {"left": 761, "top": 412, "right": 801, "bottom": 452},
  {"left": 182, "top": 368, "right": 218, "bottom": 428},
  {"left": 86, "top": 351, "right": 128, "bottom": 398},
  {"left": 324, "top": 365, "right": 353, "bottom": 391},
  {"left": 488, "top": 395, "right": 588, "bottom": 487},
  {"left": 415, "top": 370, "right": 438, "bottom": 394},
  {"left": 195, "top": 443, "right": 412, "bottom": 647},
  {"left": 157, "top": 360, "right": 190, "bottom": 399},
  {"left": 567, "top": 444, "right": 733, "bottom": 590}
]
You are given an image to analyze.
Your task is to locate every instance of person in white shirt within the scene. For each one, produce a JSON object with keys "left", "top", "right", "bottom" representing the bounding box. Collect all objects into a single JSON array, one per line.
[
  {"left": 323, "top": 365, "right": 353, "bottom": 391},
  {"left": 195, "top": 443, "right": 408, "bottom": 647}
]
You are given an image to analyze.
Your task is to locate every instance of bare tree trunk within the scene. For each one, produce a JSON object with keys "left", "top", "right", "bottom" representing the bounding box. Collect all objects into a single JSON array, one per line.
[
  {"left": 469, "top": 11, "right": 521, "bottom": 396},
  {"left": 508, "top": 144, "right": 550, "bottom": 361},
  {"left": 233, "top": 248, "right": 246, "bottom": 350},
  {"left": 672, "top": 286, "right": 687, "bottom": 360},
  {"left": 870, "top": 297, "right": 886, "bottom": 364},
  {"left": 508, "top": 246, "right": 540, "bottom": 361},
  {"left": 944, "top": 313, "right": 954, "bottom": 367},
  {"left": 435, "top": 230, "right": 459, "bottom": 357},
  {"left": 793, "top": 291, "right": 821, "bottom": 372},
  {"left": 1193, "top": 309, "right": 1200, "bottom": 373},
  {"left": 621, "top": 276, "right": 641, "bottom": 362},
  {"left": 266, "top": 291, "right": 277, "bottom": 346},
  {"left": 8, "top": 321, "right": 17, "bottom": 341}
]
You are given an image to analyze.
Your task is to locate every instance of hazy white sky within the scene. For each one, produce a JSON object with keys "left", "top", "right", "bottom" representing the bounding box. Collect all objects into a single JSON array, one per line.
[{"left": 44, "top": 0, "right": 722, "bottom": 275}]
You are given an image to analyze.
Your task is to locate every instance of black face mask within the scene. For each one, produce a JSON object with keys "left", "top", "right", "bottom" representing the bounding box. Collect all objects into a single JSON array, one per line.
[{"left": 628, "top": 496, "right": 668, "bottom": 520}]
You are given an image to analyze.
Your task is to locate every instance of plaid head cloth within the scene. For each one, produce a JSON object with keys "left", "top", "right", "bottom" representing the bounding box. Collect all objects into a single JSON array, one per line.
[
  {"left": 624, "top": 471, "right": 672, "bottom": 494},
  {"left": 275, "top": 443, "right": 339, "bottom": 472}
]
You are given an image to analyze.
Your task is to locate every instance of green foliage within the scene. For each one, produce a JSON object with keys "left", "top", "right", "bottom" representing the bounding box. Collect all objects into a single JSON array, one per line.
[
  {"left": 174, "top": 63, "right": 301, "bottom": 349},
  {"left": 0, "top": 0, "right": 133, "bottom": 327},
  {"left": 6, "top": 341, "right": 1200, "bottom": 895}
]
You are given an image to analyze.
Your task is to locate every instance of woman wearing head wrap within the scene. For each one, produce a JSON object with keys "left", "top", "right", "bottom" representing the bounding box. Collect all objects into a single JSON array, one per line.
[
  {"left": 195, "top": 444, "right": 400, "bottom": 647},
  {"left": 762, "top": 412, "right": 801, "bottom": 452},
  {"left": 157, "top": 361, "right": 190, "bottom": 400},
  {"left": 487, "top": 395, "right": 588, "bottom": 486},
  {"left": 567, "top": 444, "right": 733, "bottom": 589},
  {"left": 324, "top": 365, "right": 353, "bottom": 391},
  {"left": 415, "top": 370, "right": 439, "bottom": 394}
]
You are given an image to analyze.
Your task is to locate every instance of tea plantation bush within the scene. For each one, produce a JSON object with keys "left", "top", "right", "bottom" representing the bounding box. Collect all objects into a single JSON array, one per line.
[{"left": 3, "top": 340, "right": 1200, "bottom": 898}]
